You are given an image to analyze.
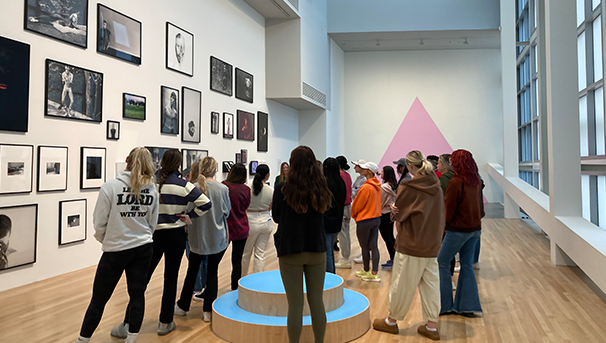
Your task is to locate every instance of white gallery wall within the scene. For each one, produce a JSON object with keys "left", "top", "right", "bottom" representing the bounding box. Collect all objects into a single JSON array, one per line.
[
  {"left": 0, "top": 0, "right": 299, "bottom": 291},
  {"left": 343, "top": 48, "right": 504, "bottom": 203}
]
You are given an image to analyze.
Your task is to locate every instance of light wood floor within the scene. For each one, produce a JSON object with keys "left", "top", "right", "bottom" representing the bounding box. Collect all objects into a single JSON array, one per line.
[{"left": 2, "top": 218, "right": 606, "bottom": 342}]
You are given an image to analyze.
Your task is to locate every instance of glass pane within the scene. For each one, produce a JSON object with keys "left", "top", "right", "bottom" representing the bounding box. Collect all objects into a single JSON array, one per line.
[
  {"left": 593, "top": 16, "right": 603, "bottom": 82},
  {"left": 582, "top": 175, "right": 591, "bottom": 221},
  {"left": 537, "top": 119, "right": 541, "bottom": 158},
  {"left": 596, "top": 87, "right": 605, "bottom": 155},
  {"left": 578, "top": 0, "right": 585, "bottom": 27},
  {"left": 534, "top": 0, "right": 537, "bottom": 30},
  {"left": 533, "top": 45, "right": 538, "bottom": 75},
  {"left": 580, "top": 95, "right": 589, "bottom": 156},
  {"left": 598, "top": 176, "right": 606, "bottom": 229},
  {"left": 533, "top": 121, "right": 539, "bottom": 160},
  {"left": 532, "top": 79, "right": 538, "bottom": 117},
  {"left": 593, "top": 0, "right": 601, "bottom": 11},
  {"left": 578, "top": 32, "right": 587, "bottom": 91}
]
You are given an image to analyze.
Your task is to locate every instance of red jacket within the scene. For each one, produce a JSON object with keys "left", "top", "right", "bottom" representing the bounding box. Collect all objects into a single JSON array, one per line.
[{"left": 222, "top": 182, "right": 251, "bottom": 241}]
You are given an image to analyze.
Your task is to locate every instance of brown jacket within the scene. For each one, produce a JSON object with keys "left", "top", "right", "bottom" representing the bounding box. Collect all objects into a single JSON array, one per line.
[
  {"left": 444, "top": 177, "right": 484, "bottom": 232},
  {"left": 393, "top": 173, "right": 445, "bottom": 258}
]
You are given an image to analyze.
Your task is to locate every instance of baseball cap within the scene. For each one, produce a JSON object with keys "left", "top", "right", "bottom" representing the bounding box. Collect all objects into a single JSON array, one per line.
[
  {"left": 393, "top": 158, "right": 407, "bottom": 166},
  {"left": 351, "top": 159, "right": 366, "bottom": 167},
  {"left": 336, "top": 156, "right": 350, "bottom": 170},
  {"left": 358, "top": 161, "right": 379, "bottom": 174}
]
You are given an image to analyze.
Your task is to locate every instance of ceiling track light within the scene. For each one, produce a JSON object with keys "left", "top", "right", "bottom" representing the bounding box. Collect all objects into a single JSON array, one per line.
[
  {"left": 464, "top": 38, "right": 469, "bottom": 45},
  {"left": 376, "top": 39, "right": 380, "bottom": 46},
  {"left": 420, "top": 38, "right": 424, "bottom": 45}
]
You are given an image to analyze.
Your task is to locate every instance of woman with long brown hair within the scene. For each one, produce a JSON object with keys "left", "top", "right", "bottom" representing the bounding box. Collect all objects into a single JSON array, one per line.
[
  {"left": 272, "top": 146, "right": 333, "bottom": 343},
  {"left": 274, "top": 161, "right": 289, "bottom": 186}
]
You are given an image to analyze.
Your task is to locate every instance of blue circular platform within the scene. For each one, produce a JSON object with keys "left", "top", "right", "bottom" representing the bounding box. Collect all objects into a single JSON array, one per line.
[{"left": 238, "top": 270, "right": 343, "bottom": 293}]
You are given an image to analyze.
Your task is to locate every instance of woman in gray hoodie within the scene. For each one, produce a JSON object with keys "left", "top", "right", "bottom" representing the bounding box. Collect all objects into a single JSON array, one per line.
[{"left": 76, "top": 147, "right": 159, "bottom": 343}]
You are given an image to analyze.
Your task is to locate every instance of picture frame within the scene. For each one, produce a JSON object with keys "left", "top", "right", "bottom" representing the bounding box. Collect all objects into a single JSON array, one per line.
[
  {"left": 181, "top": 148, "right": 208, "bottom": 179},
  {"left": 97, "top": 4, "right": 142, "bottom": 64},
  {"left": 210, "top": 112, "right": 220, "bottom": 134},
  {"left": 123, "top": 93, "right": 146, "bottom": 120},
  {"left": 166, "top": 22, "right": 194, "bottom": 76},
  {"left": 237, "top": 110, "right": 255, "bottom": 141},
  {"left": 222, "top": 161, "right": 234, "bottom": 173},
  {"left": 160, "top": 86, "right": 179, "bottom": 134},
  {"left": 210, "top": 56, "right": 232, "bottom": 96},
  {"left": 235, "top": 153, "right": 242, "bottom": 164},
  {"left": 181, "top": 87, "right": 202, "bottom": 143},
  {"left": 146, "top": 146, "right": 174, "bottom": 173},
  {"left": 106, "top": 120, "right": 120, "bottom": 140},
  {"left": 0, "top": 204, "right": 38, "bottom": 271},
  {"left": 45, "top": 59, "right": 103, "bottom": 123},
  {"left": 257, "top": 111, "right": 268, "bottom": 152},
  {"left": 37, "top": 146, "right": 68, "bottom": 192},
  {"left": 249, "top": 161, "right": 258, "bottom": 175},
  {"left": 241, "top": 149, "right": 248, "bottom": 164},
  {"left": 223, "top": 112, "right": 234, "bottom": 139},
  {"left": 80, "top": 147, "right": 106, "bottom": 190},
  {"left": 24, "top": 0, "right": 88, "bottom": 48},
  {"left": 59, "top": 199, "right": 87, "bottom": 245},
  {"left": 0, "top": 36, "right": 30, "bottom": 132},
  {"left": 235, "top": 68, "right": 253, "bottom": 103},
  {"left": 0, "top": 144, "right": 34, "bottom": 195}
]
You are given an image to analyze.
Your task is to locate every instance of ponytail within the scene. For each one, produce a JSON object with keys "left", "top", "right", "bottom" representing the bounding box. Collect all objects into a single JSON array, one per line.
[
  {"left": 197, "top": 157, "right": 218, "bottom": 195},
  {"left": 253, "top": 164, "right": 270, "bottom": 196},
  {"left": 125, "top": 147, "right": 155, "bottom": 197},
  {"left": 405, "top": 150, "right": 434, "bottom": 176}
]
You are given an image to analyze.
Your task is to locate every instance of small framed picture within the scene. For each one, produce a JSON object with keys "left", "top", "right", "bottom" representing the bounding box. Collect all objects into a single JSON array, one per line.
[
  {"left": 235, "top": 68, "right": 253, "bottom": 103},
  {"left": 235, "top": 153, "right": 242, "bottom": 164},
  {"left": 166, "top": 22, "right": 194, "bottom": 76},
  {"left": 257, "top": 111, "right": 268, "bottom": 152},
  {"left": 211, "top": 112, "right": 220, "bottom": 134},
  {"left": 0, "top": 144, "right": 34, "bottom": 195},
  {"left": 106, "top": 120, "right": 120, "bottom": 140},
  {"left": 59, "top": 199, "right": 87, "bottom": 245},
  {"left": 249, "top": 161, "right": 258, "bottom": 175},
  {"left": 222, "top": 161, "right": 234, "bottom": 173},
  {"left": 37, "top": 146, "right": 68, "bottom": 192},
  {"left": 237, "top": 110, "right": 255, "bottom": 141},
  {"left": 0, "top": 204, "right": 38, "bottom": 271},
  {"left": 161, "top": 86, "right": 179, "bottom": 134},
  {"left": 241, "top": 149, "right": 248, "bottom": 164},
  {"left": 210, "top": 56, "right": 232, "bottom": 96},
  {"left": 181, "top": 87, "right": 202, "bottom": 143},
  {"left": 182, "top": 149, "right": 209, "bottom": 179},
  {"left": 80, "top": 147, "right": 106, "bottom": 190},
  {"left": 223, "top": 112, "right": 234, "bottom": 139},
  {"left": 97, "top": 4, "right": 142, "bottom": 64},
  {"left": 123, "top": 93, "right": 146, "bottom": 120},
  {"left": 24, "top": 0, "right": 88, "bottom": 48}
]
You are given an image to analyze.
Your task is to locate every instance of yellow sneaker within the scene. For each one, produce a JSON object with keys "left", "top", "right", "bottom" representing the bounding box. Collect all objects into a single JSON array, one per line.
[
  {"left": 355, "top": 269, "right": 370, "bottom": 278},
  {"left": 362, "top": 273, "right": 381, "bottom": 282}
]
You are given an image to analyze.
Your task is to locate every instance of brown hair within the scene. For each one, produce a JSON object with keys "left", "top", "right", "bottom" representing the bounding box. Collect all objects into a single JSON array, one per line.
[
  {"left": 157, "top": 149, "right": 182, "bottom": 202},
  {"left": 196, "top": 157, "right": 218, "bottom": 195},
  {"left": 125, "top": 147, "right": 156, "bottom": 197},
  {"left": 224, "top": 163, "right": 247, "bottom": 185},
  {"left": 277, "top": 162, "right": 289, "bottom": 183},
  {"left": 405, "top": 150, "right": 434, "bottom": 176},
  {"left": 439, "top": 154, "right": 453, "bottom": 173},
  {"left": 282, "top": 146, "right": 332, "bottom": 214}
]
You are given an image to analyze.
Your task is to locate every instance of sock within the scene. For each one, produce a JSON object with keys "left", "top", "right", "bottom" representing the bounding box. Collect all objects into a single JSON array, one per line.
[
  {"left": 384, "top": 318, "right": 397, "bottom": 326},
  {"left": 76, "top": 336, "right": 90, "bottom": 343},
  {"left": 125, "top": 332, "right": 139, "bottom": 343},
  {"left": 425, "top": 325, "right": 438, "bottom": 332}
]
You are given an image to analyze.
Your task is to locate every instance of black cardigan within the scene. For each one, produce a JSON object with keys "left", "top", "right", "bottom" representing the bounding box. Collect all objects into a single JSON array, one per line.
[{"left": 324, "top": 177, "right": 346, "bottom": 234}]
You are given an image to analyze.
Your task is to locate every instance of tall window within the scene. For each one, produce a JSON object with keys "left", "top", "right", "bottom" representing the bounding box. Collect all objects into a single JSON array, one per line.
[
  {"left": 578, "top": 0, "right": 606, "bottom": 229},
  {"left": 516, "top": 0, "right": 540, "bottom": 189}
]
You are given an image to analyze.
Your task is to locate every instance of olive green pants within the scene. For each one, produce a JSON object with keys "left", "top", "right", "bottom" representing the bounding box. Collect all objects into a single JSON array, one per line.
[{"left": 279, "top": 252, "right": 327, "bottom": 343}]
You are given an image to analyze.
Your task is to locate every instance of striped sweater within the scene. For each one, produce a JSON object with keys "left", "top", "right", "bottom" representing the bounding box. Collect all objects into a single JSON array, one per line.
[{"left": 157, "top": 171, "right": 212, "bottom": 230}]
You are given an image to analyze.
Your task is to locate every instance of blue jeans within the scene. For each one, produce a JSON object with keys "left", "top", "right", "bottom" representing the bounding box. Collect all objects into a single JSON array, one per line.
[
  {"left": 325, "top": 232, "right": 339, "bottom": 273},
  {"left": 438, "top": 230, "right": 482, "bottom": 314},
  {"left": 474, "top": 235, "right": 481, "bottom": 263},
  {"left": 185, "top": 241, "right": 207, "bottom": 293}
]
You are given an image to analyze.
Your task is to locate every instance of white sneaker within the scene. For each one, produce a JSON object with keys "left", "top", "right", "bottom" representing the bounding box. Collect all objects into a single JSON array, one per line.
[
  {"left": 203, "top": 311, "right": 212, "bottom": 322},
  {"left": 452, "top": 281, "right": 456, "bottom": 291},
  {"left": 353, "top": 253, "right": 371, "bottom": 264},
  {"left": 193, "top": 292, "right": 204, "bottom": 302},
  {"left": 110, "top": 322, "right": 129, "bottom": 339},
  {"left": 454, "top": 265, "right": 461, "bottom": 272},
  {"left": 335, "top": 259, "right": 352, "bottom": 269},
  {"left": 125, "top": 332, "right": 138, "bottom": 343},
  {"left": 473, "top": 262, "right": 480, "bottom": 270},
  {"left": 174, "top": 303, "right": 187, "bottom": 316},
  {"left": 157, "top": 321, "right": 176, "bottom": 336}
]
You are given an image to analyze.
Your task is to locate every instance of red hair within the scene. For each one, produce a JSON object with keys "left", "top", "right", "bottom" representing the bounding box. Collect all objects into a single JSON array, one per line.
[{"left": 451, "top": 149, "right": 481, "bottom": 186}]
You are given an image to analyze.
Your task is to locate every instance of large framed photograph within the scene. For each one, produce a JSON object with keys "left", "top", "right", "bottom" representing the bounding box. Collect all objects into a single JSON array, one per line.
[
  {"left": 123, "top": 93, "right": 146, "bottom": 120},
  {"left": 181, "top": 87, "right": 201, "bottom": 143},
  {"left": 97, "top": 4, "right": 141, "bottom": 64},
  {"left": 166, "top": 22, "right": 193, "bottom": 76},
  {"left": 80, "top": 147, "right": 106, "bottom": 190},
  {"left": 45, "top": 59, "right": 103, "bottom": 123},
  {"left": 59, "top": 199, "right": 87, "bottom": 245},
  {"left": 161, "top": 86, "right": 179, "bottom": 134},
  {"left": 24, "top": 0, "right": 88, "bottom": 48},
  {"left": 182, "top": 149, "right": 209, "bottom": 180},
  {"left": 210, "top": 112, "right": 220, "bottom": 134},
  {"left": 0, "top": 204, "right": 38, "bottom": 271},
  {"left": 146, "top": 146, "right": 174, "bottom": 173},
  {"left": 37, "top": 146, "right": 68, "bottom": 192},
  {"left": 258, "top": 111, "right": 268, "bottom": 152},
  {"left": 237, "top": 110, "right": 255, "bottom": 141},
  {"left": 0, "top": 36, "right": 30, "bottom": 133},
  {"left": 235, "top": 68, "right": 253, "bottom": 103},
  {"left": 106, "top": 120, "right": 120, "bottom": 140},
  {"left": 0, "top": 144, "right": 33, "bottom": 195},
  {"left": 210, "top": 56, "right": 232, "bottom": 96},
  {"left": 223, "top": 112, "right": 234, "bottom": 139}
]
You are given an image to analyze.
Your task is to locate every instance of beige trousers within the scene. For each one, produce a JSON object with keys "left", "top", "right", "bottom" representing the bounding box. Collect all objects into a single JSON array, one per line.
[{"left": 388, "top": 252, "right": 441, "bottom": 323}]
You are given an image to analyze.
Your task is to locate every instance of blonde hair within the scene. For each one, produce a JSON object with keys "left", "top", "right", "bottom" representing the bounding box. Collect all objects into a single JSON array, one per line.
[
  {"left": 125, "top": 147, "right": 156, "bottom": 196},
  {"left": 196, "top": 157, "right": 218, "bottom": 195},
  {"left": 439, "top": 154, "right": 453, "bottom": 173},
  {"left": 405, "top": 150, "right": 434, "bottom": 176},
  {"left": 189, "top": 160, "right": 200, "bottom": 183}
]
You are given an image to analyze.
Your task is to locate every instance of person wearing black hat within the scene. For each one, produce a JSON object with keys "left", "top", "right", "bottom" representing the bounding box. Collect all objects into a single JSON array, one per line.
[
  {"left": 393, "top": 158, "right": 411, "bottom": 185},
  {"left": 335, "top": 156, "right": 353, "bottom": 268}
]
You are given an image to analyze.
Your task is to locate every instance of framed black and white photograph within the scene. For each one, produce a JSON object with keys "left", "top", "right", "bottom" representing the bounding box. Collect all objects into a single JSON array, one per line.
[
  {"left": 235, "top": 153, "right": 241, "bottom": 164},
  {"left": 210, "top": 56, "right": 232, "bottom": 96},
  {"left": 97, "top": 4, "right": 141, "bottom": 64},
  {"left": 182, "top": 149, "right": 208, "bottom": 179},
  {"left": 0, "top": 144, "right": 33, "bottom": 195},
  {"left": 161, "top": 86, "right": 179, "bottom": 134},
  {"left": 223, "top": 112, "right": 234, "bottom": 139},
  {"left": 237, "top": 110, "right": 255, "bottom": 141},
  {"left": 106, "top": 120, "right": 120, "bottom": 140},
  {"left": 0, "top": 204, "right": 38, "bottom": 271},
  {"left": 123, "top": 93, "right": 145, "bottom": 120},
  {"left": 146, "top": 146, "right": 173, "bottom": 173},
  {"left": 258, "top": 111, "right": 268, "bottom": 152},
  {"left": 235, "top": 68, "right": 253, "bottom": 103},
  {"left": 37, "top": 146, "right": 68, "bottom": 192},
  {"left": 181, "top": 87, "right": 201, "bottom": 143},
  {"left": 59, "top": 199, "right": 87, "bottom": 245},
  {"left": 211, "top": 112, "right": 220, "bottom": 134},
  {"left": 241, "top": 149, "right": 248, "bottom": 164},
  {"left": 24, "top": 0, "right": 88, "bottom": 48},
  {"left": 249, "top": 161, "right": 258, "bottom": 175},
  {"left": 222, "top": 161, "right": 234, "bottom": 173},
  {"left": 80, "top": 147, "right": 106, "bottom": 189},
  {"left": 166, "top": 22, "right": 193, "bottom": 76},
  {"left": 0, "top": 36, "right": 30, "bottom": 133},
  {"left": 45, "top": 59, "right": 103, "bottom": 123}
]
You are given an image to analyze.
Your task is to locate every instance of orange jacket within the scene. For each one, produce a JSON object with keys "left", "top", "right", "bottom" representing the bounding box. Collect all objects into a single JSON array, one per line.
[{"left": 351, "top": 177, "right": 382, "bottom": 222}]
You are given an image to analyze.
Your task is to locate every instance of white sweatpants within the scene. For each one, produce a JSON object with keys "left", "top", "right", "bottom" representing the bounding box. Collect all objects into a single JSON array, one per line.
[{"left": 242, "top": 211, "right": 273, "bottom": 276}]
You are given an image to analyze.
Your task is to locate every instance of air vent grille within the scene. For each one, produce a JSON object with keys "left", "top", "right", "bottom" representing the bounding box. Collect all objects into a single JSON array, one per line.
[{"left": 302, "top": 82, "right": 326, "bottom": 107}]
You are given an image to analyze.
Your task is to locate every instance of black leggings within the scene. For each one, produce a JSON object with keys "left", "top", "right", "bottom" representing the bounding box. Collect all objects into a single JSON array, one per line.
[
  {"left": 79, "top": 243, "right": 153, "bottom": 338},
  {"left": 378, "top": 213, "right": 396, "bottom": 261},
  {"left": 356, "top": 217, "right": 381, "bottom": 272},
  {"left": 230, "top": 238, "right": 247, "bottom": 290},
  {"left": 177, "top": 249, "right": 226, "bottom": 313}
]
